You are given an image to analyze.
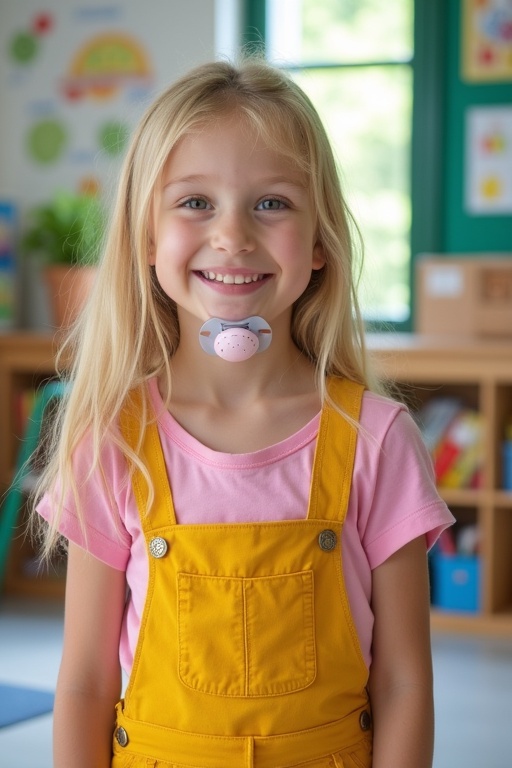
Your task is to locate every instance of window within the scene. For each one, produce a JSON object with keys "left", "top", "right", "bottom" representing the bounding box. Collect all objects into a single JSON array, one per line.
[{"left": 250, "top": 0, "right": 415, "bottom": 327}]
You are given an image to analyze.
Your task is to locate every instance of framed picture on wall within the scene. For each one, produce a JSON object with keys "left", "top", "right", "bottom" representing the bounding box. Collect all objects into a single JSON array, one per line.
[
  {"left": 465, "top": 106, "right": 512, "bottom": 214},
  {"left": 462, "top": 0, "right": 512, "bottom": 82}
]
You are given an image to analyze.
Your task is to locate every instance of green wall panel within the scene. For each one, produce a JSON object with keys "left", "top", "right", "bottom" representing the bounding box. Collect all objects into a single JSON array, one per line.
[{"left": 443, "top": 0, "right": 512, "bottom": 253}]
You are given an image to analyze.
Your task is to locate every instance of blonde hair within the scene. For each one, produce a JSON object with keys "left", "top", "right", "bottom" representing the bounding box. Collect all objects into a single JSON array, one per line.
[{"left": 33, "top": 57, "right": 381, "bottom": 556}]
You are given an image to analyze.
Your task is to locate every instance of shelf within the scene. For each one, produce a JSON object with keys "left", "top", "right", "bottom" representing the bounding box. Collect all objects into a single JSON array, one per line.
[
  {"left": 437, "top": 489, "right": 512, "bottom": 508},
  {"left": 2, "top": 332, "right": 512, "bottom": 635},
  {"left": 437, "top": 488, "right": 486, "bottom": 507},
  {"left": 0, "top": 333, "right": 59, "bottom": 598},
  {"left": 431, "top": 608, "right": 512, "bottom": 636},
  {"left": 4, "top": 528, "right": 67, "bottom": 600},
  {"left": 3, "top": 573, "right": 66, "bottom": 600},
  {"left": 493, "top": 490, "right": 512, "bottom": 507},
  {"left": 370, "top": 334, "right": 512, "bottom": 637}
]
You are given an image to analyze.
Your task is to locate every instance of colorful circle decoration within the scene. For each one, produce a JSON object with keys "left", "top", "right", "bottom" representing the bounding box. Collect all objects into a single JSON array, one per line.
[
  {"left": 481, "top": 175, "right": 503, "bottom": 201},
  {"left": 63, "top": 33, "right": 153, "bottom": 101},
  {"left": 99, "top": 121, "right": 130, "bottom": 156},
  {"left": 27, "top": 119, "right": 67, "bottom": 164},
  {"left": 32, "top": 13, "right": 54, "bottom": 35},
  {"left": 9, "top": 14, "right": 53, "bottom": 65},
  {"left": 10, "top": 32, "right": 39, "bottom": 64}
]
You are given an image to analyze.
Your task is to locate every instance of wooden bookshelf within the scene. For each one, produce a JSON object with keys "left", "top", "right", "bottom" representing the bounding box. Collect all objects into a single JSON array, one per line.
[
  {"left": 369, "top": 333, "right": 512, "bottom": 636},
  {"left": 0, "top": 332, "right": 63, "bottom": 598},
  {"left": 2, "top": 331, "right": 512, "bottom": 634}
]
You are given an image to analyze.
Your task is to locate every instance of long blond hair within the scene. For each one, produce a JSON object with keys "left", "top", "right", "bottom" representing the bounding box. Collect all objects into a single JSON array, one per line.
[{"left": 33, "top": 57, "right": 380, "bottom": 556}]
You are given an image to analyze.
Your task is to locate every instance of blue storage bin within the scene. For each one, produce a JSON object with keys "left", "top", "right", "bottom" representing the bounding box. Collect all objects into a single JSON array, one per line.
[{"left": 431, "top": 554, "right": 481, "bottom": 613}]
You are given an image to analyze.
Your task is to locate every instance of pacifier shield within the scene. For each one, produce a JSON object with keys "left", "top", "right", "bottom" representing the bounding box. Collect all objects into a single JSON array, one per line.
[
  {"left": 214, "top": 328, "right": 260, "bottom": 362},
  {"left": 199, "top": 316, "right": 272, "bottom": 360}
]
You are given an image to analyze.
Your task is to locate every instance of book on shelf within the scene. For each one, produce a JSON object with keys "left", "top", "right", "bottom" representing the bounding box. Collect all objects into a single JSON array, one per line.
[
  {"left": 415, "top": 399, "right": 484, "bottom": 489},
  {"left": 434, "top": 410, "right": 484, "bottom": 489},
  {"left": 414, "top": 397, "right": 462, "bottom": 453}
]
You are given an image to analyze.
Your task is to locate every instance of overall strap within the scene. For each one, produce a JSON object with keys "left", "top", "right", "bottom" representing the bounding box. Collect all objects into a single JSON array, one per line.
[
  {"left": 119, "top": 387, "right": 177, "bottom": 531},
  {"left": 308, "top": 378, "right": 364, "bottom": 525}
]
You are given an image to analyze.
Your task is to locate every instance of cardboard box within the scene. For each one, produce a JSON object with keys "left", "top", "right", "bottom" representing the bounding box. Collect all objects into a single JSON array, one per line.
[
  {"left": 416, "top": 255, "right": 512, "bottom": 337},
  {"left": 431, "top": 554, "right": 481, "bottom": 613}
]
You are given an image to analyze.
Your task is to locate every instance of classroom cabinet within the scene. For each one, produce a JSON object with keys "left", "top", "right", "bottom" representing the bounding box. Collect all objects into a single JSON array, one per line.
[
  {"left": 369, "top": 333, "right": 512, "bottom": 635},
  {"left": 0, "top": 333, "right": 64, "bottom": 598},
  {"left": 2, "top": 332, "right": 512, "bottom": 634}
]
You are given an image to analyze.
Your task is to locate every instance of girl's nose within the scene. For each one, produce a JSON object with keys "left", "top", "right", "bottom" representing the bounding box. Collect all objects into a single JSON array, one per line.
[{"left": 210, "top": 211, "right": 255, "bottom": 255}]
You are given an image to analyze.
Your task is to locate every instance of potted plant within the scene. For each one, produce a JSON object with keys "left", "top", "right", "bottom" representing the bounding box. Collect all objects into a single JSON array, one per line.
[{"left": 22, "top": 190, "right": 105, "bottom": 329}]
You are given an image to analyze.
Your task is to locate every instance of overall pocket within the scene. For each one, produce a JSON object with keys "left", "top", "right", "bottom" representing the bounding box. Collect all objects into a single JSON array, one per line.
[{"left": 178, "top": 570, "right": 316, "bottom": 697}]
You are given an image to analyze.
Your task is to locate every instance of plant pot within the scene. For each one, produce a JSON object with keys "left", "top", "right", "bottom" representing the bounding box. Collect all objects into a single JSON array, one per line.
[{"left": 44, "top": 265, "right": 96, "bottom": 330}]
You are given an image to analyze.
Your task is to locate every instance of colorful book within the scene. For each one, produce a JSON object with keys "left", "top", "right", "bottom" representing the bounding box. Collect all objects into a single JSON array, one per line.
[
  {"left": 415, "top": 397, "right": 462, "bottom": 453},
  {"left": 435, "top": 410, "right": 484, "bottom": 488}
]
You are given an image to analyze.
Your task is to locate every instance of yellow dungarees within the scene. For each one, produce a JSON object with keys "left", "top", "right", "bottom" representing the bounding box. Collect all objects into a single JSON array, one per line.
[{"left": 113, "top": 378, "right": 372, "bottom": 768}]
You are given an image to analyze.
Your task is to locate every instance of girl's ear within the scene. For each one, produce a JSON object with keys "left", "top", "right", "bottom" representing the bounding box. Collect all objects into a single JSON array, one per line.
[{"left": 312, "top": 241, "right": 326, "bottom": 271}]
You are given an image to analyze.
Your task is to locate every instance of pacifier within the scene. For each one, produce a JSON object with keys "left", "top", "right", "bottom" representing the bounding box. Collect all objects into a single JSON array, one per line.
[{"left": 199, "top": 316, "right": 272, "bottom": 362}]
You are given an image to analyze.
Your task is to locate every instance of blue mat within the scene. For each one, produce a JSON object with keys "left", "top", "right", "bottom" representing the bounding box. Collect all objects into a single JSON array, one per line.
[{"left": 0, "top": 683, "right": 54, "bottom": 728}]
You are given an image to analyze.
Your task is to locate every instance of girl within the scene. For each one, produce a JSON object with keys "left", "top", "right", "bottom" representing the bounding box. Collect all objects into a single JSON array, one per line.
[{"left": 34, "top": 58, "right": 454, "bottom": 768}]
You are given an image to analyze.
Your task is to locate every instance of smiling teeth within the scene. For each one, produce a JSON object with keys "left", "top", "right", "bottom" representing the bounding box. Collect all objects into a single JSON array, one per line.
[{"left": 202, "top": 271, "right": 264, "bottom": 284}]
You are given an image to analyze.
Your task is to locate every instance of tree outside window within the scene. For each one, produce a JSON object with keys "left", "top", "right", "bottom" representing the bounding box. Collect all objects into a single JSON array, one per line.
[{"left": 266, "top": 0, "right": 414, "bottom": 324}]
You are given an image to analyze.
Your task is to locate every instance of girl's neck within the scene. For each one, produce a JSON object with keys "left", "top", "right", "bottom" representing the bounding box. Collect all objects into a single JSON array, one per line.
[
  {"left": 160, "top": 331, "right": 320, "bottom": 453},
  {"left": 164, "top": 315, "right": 317, "bottom": 410},
  {"left": 157, "top": 312, "right": 322, "bottom": 452},
  {"left": 171, "top": 342, "right": 313, "bottom": 406}
]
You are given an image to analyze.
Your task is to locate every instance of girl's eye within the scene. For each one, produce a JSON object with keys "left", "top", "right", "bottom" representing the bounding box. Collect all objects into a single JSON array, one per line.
[
  {"left": 183, "top": 198, "right": 209, "bottom": 210},
  {"left": 257, "top": 198, "right": 286, "bottom": 211}
]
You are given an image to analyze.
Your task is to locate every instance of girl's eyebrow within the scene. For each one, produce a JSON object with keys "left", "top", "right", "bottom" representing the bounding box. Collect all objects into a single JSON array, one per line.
[
  {"left": 163, "top": 174, "right": 208, "bottom": 190},
  {"left": 163, "top": 174, "right": 307, "bottom": 191},
  {"left": 264, "top": 175, "right": 308, "bottom": 189}
]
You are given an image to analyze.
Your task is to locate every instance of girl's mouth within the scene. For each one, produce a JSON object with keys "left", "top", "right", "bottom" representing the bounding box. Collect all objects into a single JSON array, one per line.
[{"left": 197, "top": 271, "right": 268, "bottom": 285}]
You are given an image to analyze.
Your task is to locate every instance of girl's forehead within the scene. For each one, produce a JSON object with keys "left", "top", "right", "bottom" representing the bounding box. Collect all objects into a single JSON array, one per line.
[{"left": 163, "top": 112, "right": 307, "bottom": 177}]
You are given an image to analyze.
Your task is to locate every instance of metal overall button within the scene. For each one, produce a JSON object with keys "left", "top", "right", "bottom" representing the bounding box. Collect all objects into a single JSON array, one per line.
[
  {"left": 149, "top": 536, "right": 168, "bottom": 558},
  {"left": 359, "top": 710, "right": 372, "bottom": 731},
  {"left": 115, "top": 726, "right": 129, "bottom": 747},
  {"left": 318, "top": 529, "right": 337, "bottom": 552}
]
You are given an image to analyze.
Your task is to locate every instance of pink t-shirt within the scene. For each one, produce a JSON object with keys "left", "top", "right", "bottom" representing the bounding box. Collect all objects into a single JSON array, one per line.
[{"left": 38, "top": 378, "right": 454, "bottom": 672}]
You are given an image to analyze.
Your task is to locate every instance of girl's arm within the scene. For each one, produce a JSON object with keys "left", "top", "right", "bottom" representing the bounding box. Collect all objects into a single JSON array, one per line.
[
  {"left": 369, "top": 535, "right": 435, "bottom": 768},
  {"left": 53, "top": 542, "right": 126, "bottom": 768}
]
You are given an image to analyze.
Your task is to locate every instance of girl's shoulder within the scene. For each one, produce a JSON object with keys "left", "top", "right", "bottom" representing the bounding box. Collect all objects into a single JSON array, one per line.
[
  {"left": 360, "top": 388, "right": 410, "bottom": 435},
  {"left": 362, "top": 386, "right": 408, "bottom": 414},
  {"left": 358, "top": 388, "right": 432, "bottom": 472}
]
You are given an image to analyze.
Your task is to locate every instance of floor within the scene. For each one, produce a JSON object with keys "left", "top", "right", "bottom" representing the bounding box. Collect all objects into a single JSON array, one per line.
[{"left": 0, "top": 598, "right": 511, "bottom": 767}]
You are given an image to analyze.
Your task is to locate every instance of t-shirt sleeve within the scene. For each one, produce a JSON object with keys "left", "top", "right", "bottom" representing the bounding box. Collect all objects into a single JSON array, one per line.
[
  {"left": 36, "top": 431, "right": 131, "bottom": 571},
  {"left": 359, "top": 405, "right": 455, "bottom": 570}
]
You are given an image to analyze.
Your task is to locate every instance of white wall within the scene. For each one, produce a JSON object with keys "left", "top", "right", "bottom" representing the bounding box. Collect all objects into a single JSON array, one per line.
[
  {"left": 0, "top": 0, "right": 220, "bottom": 205},
  {"left": 0, "top": 0, "right": 242, "bottom": 327}
]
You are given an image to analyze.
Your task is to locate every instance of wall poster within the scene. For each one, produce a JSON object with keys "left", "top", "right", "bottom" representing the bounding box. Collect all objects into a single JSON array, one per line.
[
  {"left": 0, "top": 1, "right": 216, "bottom": 327},
  {"left": 466, "top": 106, "right": 512, "bottom": 214},
  {"left": 462, "top": 0, "right": 512, "bottom": 82},
  {"left": 0, "top": 1, "right": 215, "bottom": 207}
]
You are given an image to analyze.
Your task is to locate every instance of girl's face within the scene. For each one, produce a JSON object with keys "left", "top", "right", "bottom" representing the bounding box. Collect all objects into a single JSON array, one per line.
[{"left": 151, "top": 114, "right": 325, "bottom": 335}]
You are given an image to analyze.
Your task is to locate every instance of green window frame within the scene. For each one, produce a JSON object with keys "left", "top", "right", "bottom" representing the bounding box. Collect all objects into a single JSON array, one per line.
[{"left": 242, "top": 0, "right": 446, "bottom": 332}]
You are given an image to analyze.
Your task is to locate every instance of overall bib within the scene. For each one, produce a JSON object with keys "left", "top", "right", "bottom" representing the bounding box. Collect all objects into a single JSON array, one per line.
[{"left": 113, "top": 378, "right": 372, "bottom": 768}]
